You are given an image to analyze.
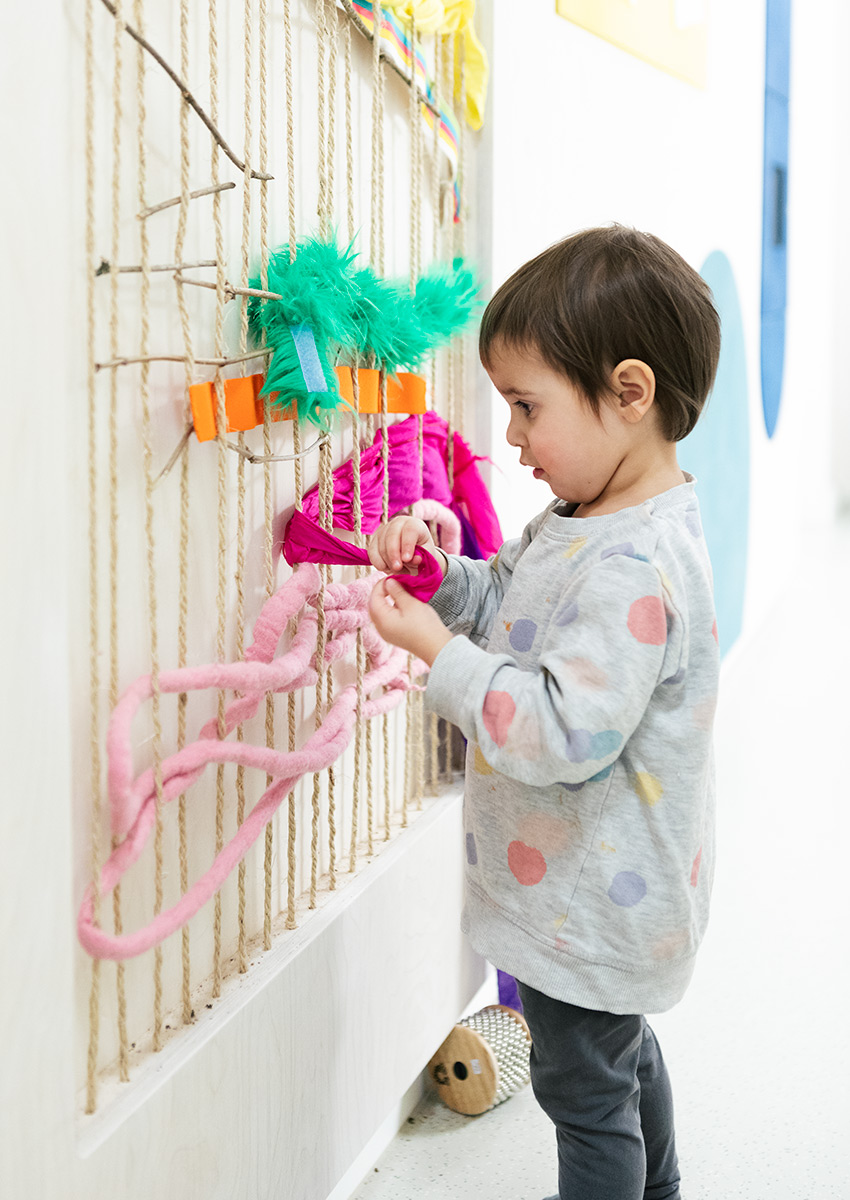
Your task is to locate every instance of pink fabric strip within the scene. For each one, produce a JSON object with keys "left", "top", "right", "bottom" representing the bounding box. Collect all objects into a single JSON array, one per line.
[
  {"left": 282, "top": 509, "right": 444, "bottom": 601},
  {"left": 77, "top": 564, "right": 422, "bottom": 961}
]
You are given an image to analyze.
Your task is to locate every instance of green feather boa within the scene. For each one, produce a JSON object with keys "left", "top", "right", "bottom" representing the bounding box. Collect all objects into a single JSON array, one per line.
[{"left": 247, "top": 237, "right": 480, "bottom": 429}]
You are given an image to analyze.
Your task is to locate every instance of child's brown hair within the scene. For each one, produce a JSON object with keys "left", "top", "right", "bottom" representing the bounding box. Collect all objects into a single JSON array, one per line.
[{"left": 479, "top": 225, "right": 721, "bottom": 441}]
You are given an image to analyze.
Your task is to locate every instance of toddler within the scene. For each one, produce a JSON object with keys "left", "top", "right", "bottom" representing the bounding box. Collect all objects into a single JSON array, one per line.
[{"left": 368, "top": 225, "right": 721, "bottom": 1200}]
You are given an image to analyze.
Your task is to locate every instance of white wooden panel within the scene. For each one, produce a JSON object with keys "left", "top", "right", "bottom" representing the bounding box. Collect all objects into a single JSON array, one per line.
[{"left": 69, "top": 790, "right": 482, "bottom": 1200}]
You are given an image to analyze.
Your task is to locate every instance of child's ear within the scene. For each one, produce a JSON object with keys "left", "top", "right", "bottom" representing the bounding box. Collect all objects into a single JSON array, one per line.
[{"left": 610, "top": 360, "right": 656, "bottom": 424}]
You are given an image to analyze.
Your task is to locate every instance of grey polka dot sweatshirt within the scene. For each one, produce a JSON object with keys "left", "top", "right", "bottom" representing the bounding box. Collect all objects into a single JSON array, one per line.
[{"left": 425, "top": 477, "right": 718, "bottom": 1015}]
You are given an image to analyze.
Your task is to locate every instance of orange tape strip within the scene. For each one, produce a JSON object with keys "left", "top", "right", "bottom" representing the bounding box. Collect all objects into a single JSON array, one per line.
[
  {"left": 334, "top": 367, "right": 427, "bottom": 415},
  {"left": 189, "top": 374, "right": 291, "bottom": 442}
]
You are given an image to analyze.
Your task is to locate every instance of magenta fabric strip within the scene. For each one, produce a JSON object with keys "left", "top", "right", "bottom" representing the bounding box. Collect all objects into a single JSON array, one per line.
[
  {"left": 299, "top": 412, "right": 502, "bottom": 555},
  {"left": 283, "top": 509, "right": 444, "bottom": 601}
]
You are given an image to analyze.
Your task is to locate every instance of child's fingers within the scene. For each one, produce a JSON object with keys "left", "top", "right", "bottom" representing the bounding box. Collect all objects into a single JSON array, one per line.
[
  {"left": 400, "top": 522, "right": 425, "bottom": 564},
  {"left": 369, "top": 518, "right": 433, "bottom": 574},
  {"left": 385, "top": 518, "right": 422, "bottom": 571},
  {"left": 368, "top": 530, "right": 399, "bottom": 572},
  {"left": 368, "top": 577, "right": 397, "bottom": 631},
  {"left": 366, "top": 535, "right": 388, "bottom": 571}
]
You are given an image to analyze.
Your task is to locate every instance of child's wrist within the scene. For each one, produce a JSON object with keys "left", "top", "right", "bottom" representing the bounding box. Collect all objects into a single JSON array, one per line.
[{"left": 422, "top": 626, "right": 453, "bottom": 667}]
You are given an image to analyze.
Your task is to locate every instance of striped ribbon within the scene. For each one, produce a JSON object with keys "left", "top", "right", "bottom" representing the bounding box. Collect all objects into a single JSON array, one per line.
[{"left": 352, "top": 0, "right": 462, "bottom": 218}]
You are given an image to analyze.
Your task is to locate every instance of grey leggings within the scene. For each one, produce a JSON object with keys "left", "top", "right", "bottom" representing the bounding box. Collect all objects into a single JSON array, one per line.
[{"left": 517, "top": 983, "right": 681, "bottom": 1200}]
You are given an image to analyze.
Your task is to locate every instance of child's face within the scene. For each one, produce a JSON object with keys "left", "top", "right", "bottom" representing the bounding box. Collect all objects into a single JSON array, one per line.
[{"left": 484, "top": 340, "right": 630, "bottom": 506}]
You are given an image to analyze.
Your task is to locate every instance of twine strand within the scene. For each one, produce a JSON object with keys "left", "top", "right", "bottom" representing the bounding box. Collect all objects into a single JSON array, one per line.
[
  {"left": 234, "top": 0, "right": 255, "bottom": 976},
  {"left": 107, "top": 0, "right": 131, "bottom": 1080},
  {"left": 345, "top": 44, "right": 364, "bottom": 872},
  {"left": 210, "top": 0, "right": 228, "bottom": 1000},
  {"left": 345, "top": 21, "right": 355, "bottom": 248},
  {"left": 175, "top": 0, "right": 194, "bottom": 1026},
  {"left": 133, "top": 0, "right": 166, "bottom": 1055},
  {"left": 259, "top": 0, "right": 275, "bottom": 954},
  {"left": 316, "top": 0, "right": 329, "bottom": 238},
  {"left": 85, "top": 0, "right": 103, "bottom": 1115},
  {"left": 284, "top": 0, "right": 299, "bottom": 928}
]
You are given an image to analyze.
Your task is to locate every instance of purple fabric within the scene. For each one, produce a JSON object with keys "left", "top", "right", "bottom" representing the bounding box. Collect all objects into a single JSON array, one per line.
[
  {"left": 300, "top": 412, "right": 502, "bottom": 556},
  {"left": 498, "top": 969, "right": 523, "bottom": 1013},
  {"left": 453, "top": 504, "right": 485, "bottom": 559},
  {"left": 283, "top": 510, "right": 444, "bottom": 602}
]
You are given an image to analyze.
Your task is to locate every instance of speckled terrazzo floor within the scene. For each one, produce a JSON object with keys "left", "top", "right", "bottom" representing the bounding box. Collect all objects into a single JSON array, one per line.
[{"left": 351, "top": 518, "right": 850, "bottom": 1200}]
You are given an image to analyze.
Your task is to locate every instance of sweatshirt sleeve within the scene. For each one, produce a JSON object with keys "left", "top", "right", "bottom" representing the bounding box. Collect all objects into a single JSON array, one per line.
[
  {"left": 428, "top": 521, "right": 537, "bottom": 647},
  {"left": 425, "top": 554, "right": 671, "bottom": 785}
]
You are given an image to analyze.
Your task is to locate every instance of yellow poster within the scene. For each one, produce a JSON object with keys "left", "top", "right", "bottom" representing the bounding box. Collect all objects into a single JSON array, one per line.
[{"left": 555, "top": 0, "right": 708, "bottom": 88}]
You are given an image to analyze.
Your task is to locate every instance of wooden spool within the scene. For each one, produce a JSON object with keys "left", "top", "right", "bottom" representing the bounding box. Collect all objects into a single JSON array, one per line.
[{"left": 427, "top": 1004, "right": 532, "bottom": 1116}]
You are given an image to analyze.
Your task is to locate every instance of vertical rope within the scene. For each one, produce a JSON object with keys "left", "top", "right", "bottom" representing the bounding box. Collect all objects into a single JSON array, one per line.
[
  {"left": 310, "top": 451, "right": 328, "bottom": 909},
  {"left": 402, "top": 10, "right": 419, "bottom": 829},
  {"left": 107, "top": 0, "right": 130, "bottom": 1080},
  {"left": 349, "top": 401, "right": 365, "bottom": 874},
  {"left": 444, "top": 34, "right": 456, "bottom": 496},
  {"left": 365, "top": 6, "right": 379, "bottom": 846},
  {"left": 379, "top": 365, "right": 391, "bottom": 840},
  {"left": 326, "top": 3, "right": 339, "bottom": 887},
  {"left": 370, "top": 0, "right": 385, "bottom": 274},
  {"left": 259, "top": 0, "right": 276, "bottom": 954},
  {"left": 316, "top": 0, "right": 329, "bottom": 239},
  {"left": 345, "top": 21, "right": 355, "bottom": 249},
  {"left": 285, "top": 0, "right": 297, "bottom": 256},
  {"left": 84, "top": 0, "right": 102, "bottom": 1115},
  {"left": 410, "top": 14, "right": 425, "bottom": 813},
  {"left": 134, "top": 0, "right": 166, "bottom": 1055},
  {"left": 283, "top": 0, "right": 300, "bottom": 931},
  {"left": 408, "top": 14, "right": 420, "bottom": 292},
  {"left": 174, "top": 0, "right": 194, "bottom": 1027},
  {"left": 429, "top": 33, "right": 445, "bottom": 792},
  {"left": 285, "top": 417, "right": 302, "bottom": 930},
  {"left": 427, "top": 30, "right": 449, "bottom": 787},
  {"left": 311, "top": 0, "right": 332, "bottom": 907},
  {"left": 285, "top": 410, "right": 302, "bottom": 926},
  {"left": 455, "top": 30, "right": 467, "bottom": 439},
  {"left": 320, "top": 436, "right": 336, "bottom": 891},
  {"left": 439, "top": 35, "right": 458, "bottom": 783},
  {"left": 210, "top": 0, "right": 229, "bottom": 999},
  {"left": 234, "top": 0, "right": 255, "bottom": 976},
  {"left": 327, "top": 3, "right": 338, "bottom": 233},
  {"left": 345, "top": 27, "right": 364, "bottom": 873},
  {"left": 369, "top": 2, "right": 392, "bottom": 841}
]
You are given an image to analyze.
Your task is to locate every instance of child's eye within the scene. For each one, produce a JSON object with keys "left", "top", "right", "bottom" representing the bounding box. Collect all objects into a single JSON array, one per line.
[{"left": 513, "top": 400, "right": 533, "bottom": 415}]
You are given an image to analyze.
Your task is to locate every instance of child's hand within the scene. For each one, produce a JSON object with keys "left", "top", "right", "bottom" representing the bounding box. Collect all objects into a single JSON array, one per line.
[
  {"left": 369, "top": 578, "right": 453, "bottom": 666},
  {"left": 367, "top": 516, "right": 446, "bottom": 577}
]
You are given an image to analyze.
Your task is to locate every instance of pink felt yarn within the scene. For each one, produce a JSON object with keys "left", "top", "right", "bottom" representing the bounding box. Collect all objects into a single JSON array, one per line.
[
  {"left": 77, "top": 564, "right": 421, "bottom": 961},
  {"left": 300, "top": 412, "right": 502, "bottom": 554},
  {"left": 78, "top": 452, "right": 468, "bottom": 961}
]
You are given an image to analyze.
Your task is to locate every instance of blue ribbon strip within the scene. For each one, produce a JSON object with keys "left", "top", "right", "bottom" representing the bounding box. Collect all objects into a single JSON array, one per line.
[{"left": 289, "top": 324, "right": 327, "bottom": 392}]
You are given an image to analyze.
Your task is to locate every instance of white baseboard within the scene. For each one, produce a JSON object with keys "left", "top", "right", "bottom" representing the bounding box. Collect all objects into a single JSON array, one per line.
[{"left": 329, "top": 965, "right": 499, "bottom": 1200}]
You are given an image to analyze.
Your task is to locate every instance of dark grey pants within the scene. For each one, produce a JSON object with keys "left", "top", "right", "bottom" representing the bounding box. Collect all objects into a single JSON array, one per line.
[{"left": 517, "top": 982, "right": 681, "bottom": 1200}]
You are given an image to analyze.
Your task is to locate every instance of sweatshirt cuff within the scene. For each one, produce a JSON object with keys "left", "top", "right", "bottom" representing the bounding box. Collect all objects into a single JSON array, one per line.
[
  {"left": 427, "top": 556, "right": 469, "bottom": 627},
  {"left": 425, "top": 634, "right": 508, "bottom": 733}
]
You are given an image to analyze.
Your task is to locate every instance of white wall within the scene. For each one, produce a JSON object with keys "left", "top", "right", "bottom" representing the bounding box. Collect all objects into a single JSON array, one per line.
[{"left": 485, "top": 0, "right": 845, "bottom": 650}]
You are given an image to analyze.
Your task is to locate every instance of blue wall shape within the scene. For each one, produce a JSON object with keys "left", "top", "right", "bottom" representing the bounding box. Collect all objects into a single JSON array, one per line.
[
  {"left": 680, "top": 252, "right": 750, "bottom": 658},
  {"left": 761, "top": 0, "right": 791, "bottom": 437}
]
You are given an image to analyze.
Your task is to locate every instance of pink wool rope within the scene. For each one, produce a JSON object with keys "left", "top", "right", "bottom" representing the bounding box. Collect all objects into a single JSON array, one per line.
[{"left": 78, "top": 564, "right": 420, "bottom": 961}]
